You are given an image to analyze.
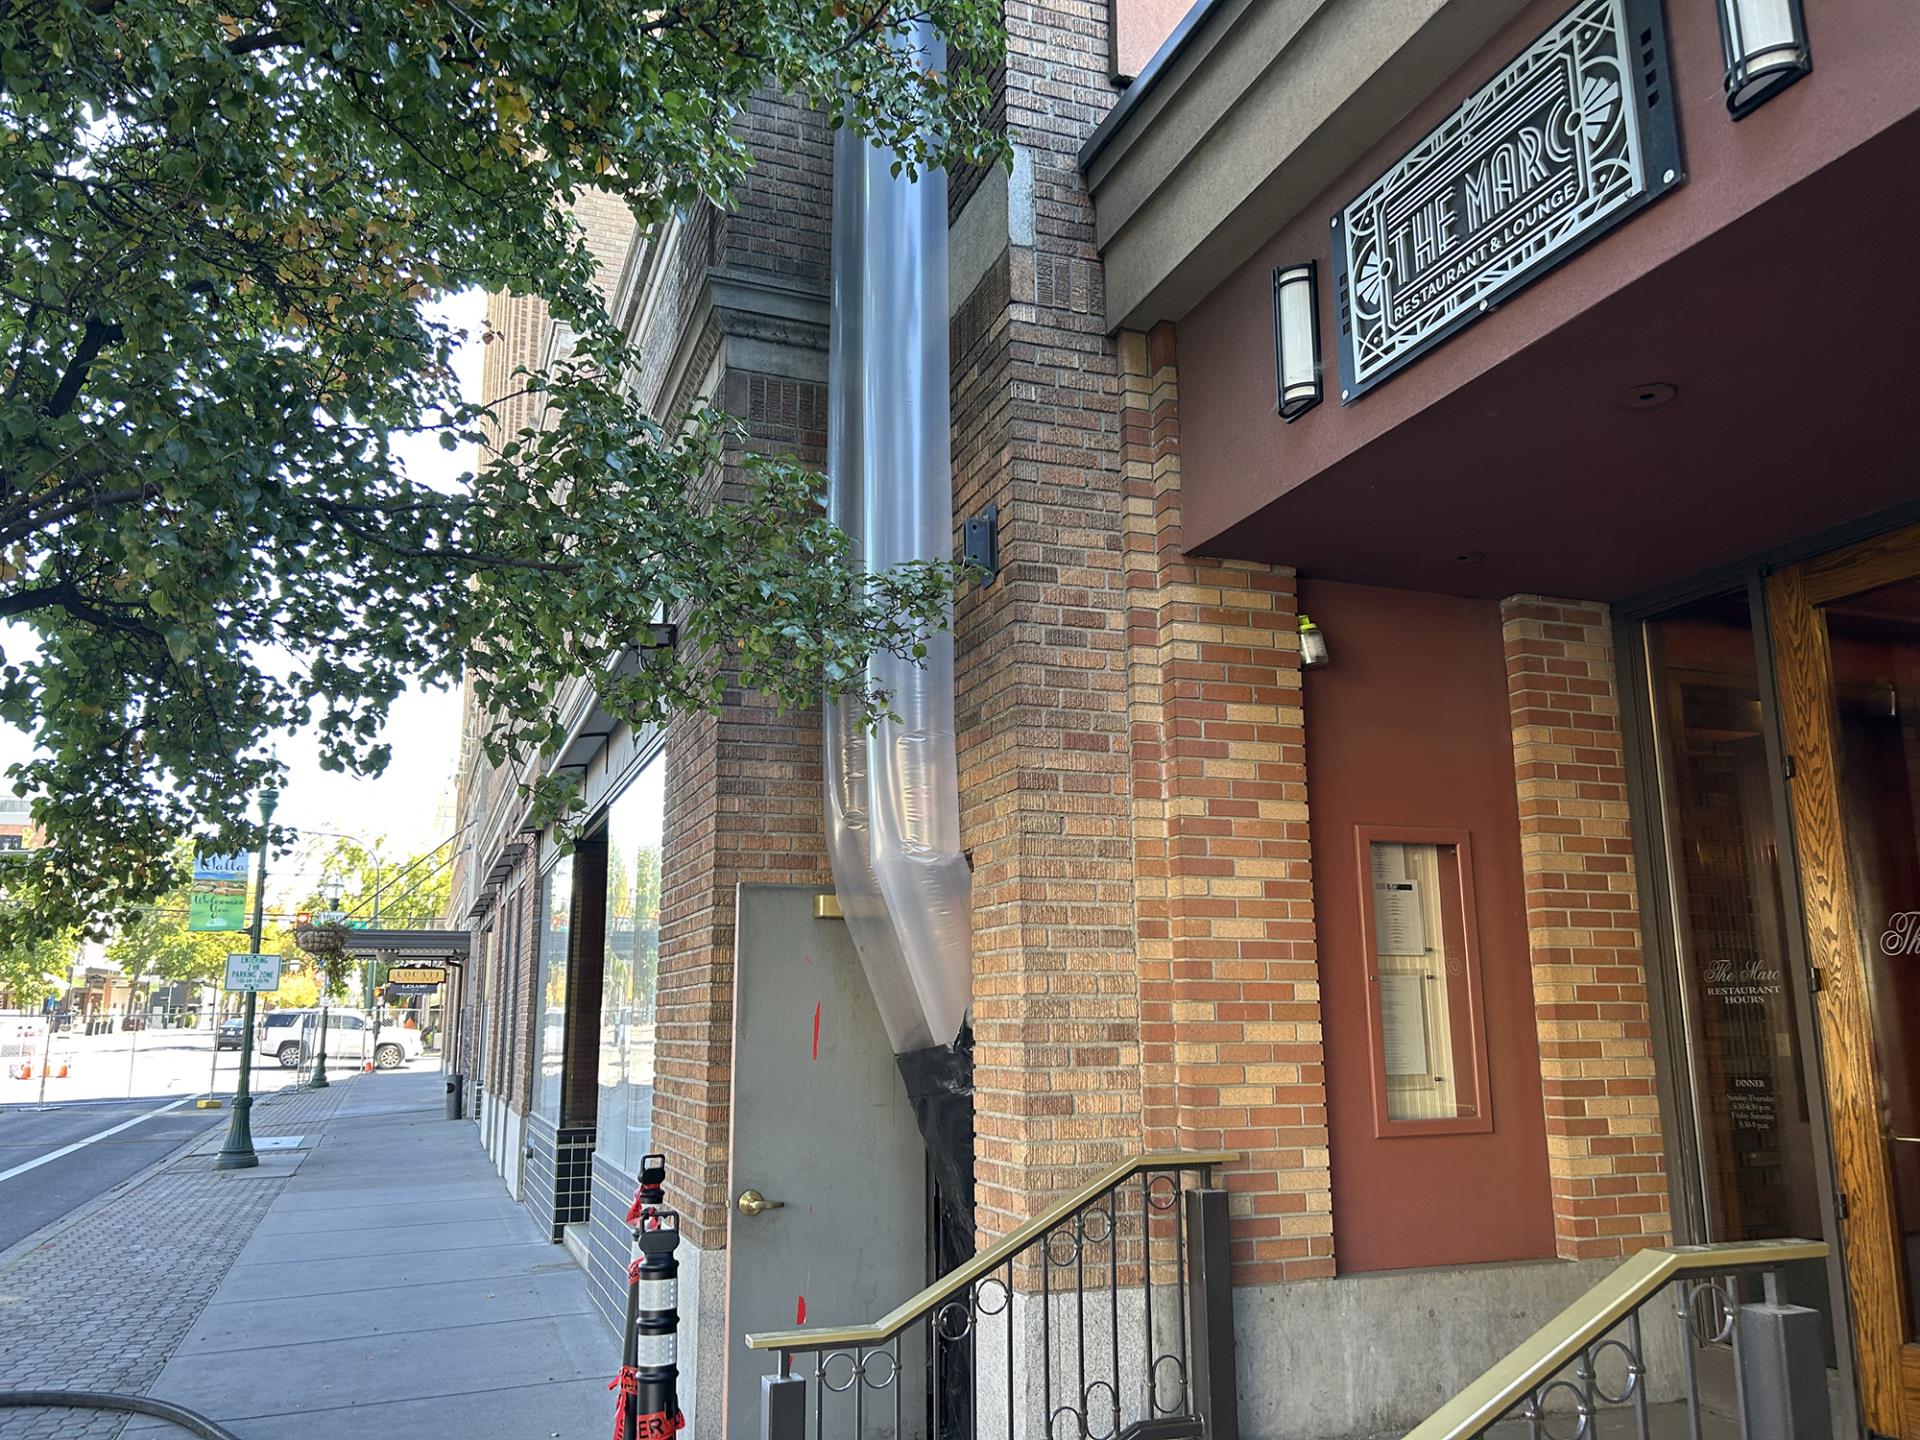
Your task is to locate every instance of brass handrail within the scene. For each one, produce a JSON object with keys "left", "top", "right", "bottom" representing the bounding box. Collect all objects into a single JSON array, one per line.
[
  {"left": 743, "top": 1149, "right": 1237, "bottom": 1353},
  {"left": 1403, "top": 1238, "right": 1829, "bottom": 1440}
]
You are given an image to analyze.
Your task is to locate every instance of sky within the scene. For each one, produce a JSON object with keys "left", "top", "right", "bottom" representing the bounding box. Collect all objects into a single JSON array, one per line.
[{"left": 2, "top": 288, "right": 492, "bottom": 898}]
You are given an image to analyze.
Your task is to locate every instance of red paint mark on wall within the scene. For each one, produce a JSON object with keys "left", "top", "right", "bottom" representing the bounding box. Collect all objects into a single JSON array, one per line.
[
  {"left": 796, "top": 1294, "right": 808, "bottom": 1325},
  {"left": 811, "top": 1002, "right": 821, "bottom": 1059}
]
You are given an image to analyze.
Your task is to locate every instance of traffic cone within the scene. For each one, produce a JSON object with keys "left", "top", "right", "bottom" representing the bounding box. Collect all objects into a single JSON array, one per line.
[
  {"left": 56, "top": 1060, "right": 69, "bottom": 1078},
  {"left": 362, "top": 1059, "right": 374, "bottom": 1072}
]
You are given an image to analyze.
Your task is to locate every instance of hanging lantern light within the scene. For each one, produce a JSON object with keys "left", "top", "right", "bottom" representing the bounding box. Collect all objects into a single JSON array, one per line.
[
  {"left": 1272, "top": 262, "right": 1322, "bottom": 422},
  {"left": 1717, "top": 0, "right": 1811, "bottom": 119}
]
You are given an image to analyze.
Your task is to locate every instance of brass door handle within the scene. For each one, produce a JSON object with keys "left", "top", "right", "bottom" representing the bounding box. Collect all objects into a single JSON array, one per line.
[{"left": 737, "top": 1188, "right": 785, "bottom": 1217}]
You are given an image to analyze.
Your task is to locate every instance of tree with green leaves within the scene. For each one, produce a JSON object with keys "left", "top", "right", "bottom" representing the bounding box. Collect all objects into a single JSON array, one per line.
[
  {"left": 0, "top": 919, "right": 76, "bottom": 1007},
  {"left": 296, "top": 833, "right": 453, "bottom": 931},
  {"left": 0, "top": 0, "right": 1004, "bottom": 944}
]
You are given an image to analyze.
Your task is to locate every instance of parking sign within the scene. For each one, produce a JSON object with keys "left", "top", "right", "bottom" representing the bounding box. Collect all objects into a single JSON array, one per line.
[{"left": 223, "top": 952, "right": 283, "bottom": 992}]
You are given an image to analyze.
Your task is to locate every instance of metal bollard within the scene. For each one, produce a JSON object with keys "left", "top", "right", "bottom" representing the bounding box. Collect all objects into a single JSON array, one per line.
[
  {"left": 632, "top": 1212, "right": 683, "bottom": 1437},
  {"left": 1738, "top": 1272, "right": 1830, "bottom": 1440},
  {"left": 612, "top": 1155, "right": 683, "bottom": 1439}
]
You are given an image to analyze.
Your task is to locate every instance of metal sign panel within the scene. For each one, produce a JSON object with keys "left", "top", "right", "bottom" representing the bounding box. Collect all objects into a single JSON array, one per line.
[
  {"left": 388, "top": 965, "right": 446, "bottom": 986},
  {"left": 1330, "top": 0, "right": 1681, "bottom": 402},
  {"left": 223, "top": 952, "right": 283, "bottom": 992}
]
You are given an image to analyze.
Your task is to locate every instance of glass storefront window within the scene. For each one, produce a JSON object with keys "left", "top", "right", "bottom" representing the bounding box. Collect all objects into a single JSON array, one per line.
[
  {"left": 533, "top": 856, "right": 572, "bottom": 1125},
  {"left": 596, "top": 757, "right": 664, "bottom": 1177}
]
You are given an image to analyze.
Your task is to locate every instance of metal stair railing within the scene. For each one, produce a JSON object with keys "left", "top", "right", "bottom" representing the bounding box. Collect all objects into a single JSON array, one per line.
[
  {"left": 1405, "top": 1238, "right": 1831, "bottom": 1440},
  {"left": 746, "top": 1150, "right": 1239, "bottom": 1440}
]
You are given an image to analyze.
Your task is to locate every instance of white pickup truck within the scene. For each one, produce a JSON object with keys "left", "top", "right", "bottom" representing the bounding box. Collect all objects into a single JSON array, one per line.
[{"left": 255, "top": 1009, "right": 422, "bottom": 1070}]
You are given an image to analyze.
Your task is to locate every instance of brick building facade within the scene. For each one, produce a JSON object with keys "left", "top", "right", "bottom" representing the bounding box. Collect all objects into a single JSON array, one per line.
[{"left": 448, "top": 0, "right": 1920, "bottom": 1435}]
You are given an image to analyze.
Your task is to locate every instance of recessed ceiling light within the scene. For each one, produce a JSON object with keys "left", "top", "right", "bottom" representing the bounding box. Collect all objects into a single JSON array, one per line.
[{"left": 1621, "top": 382, "right": 1678, "bottom": 408}]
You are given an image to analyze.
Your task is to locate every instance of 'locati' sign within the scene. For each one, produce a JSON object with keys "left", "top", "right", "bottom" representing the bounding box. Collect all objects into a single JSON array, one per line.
[{"left": 1330, "top": 0, "right": 1682, "bottom": 401}]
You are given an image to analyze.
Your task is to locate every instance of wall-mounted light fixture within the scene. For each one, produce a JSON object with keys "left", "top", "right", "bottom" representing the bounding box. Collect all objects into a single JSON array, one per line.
[
  {"left": 1717, "top": 0, "right": 1810, "bottom": 119},
  {"left": 1298, "top": 613, "right": 1330, "bottom": 670},
  {"left": 1272, "top": 262, "right": 1322, "bottom": 422}
]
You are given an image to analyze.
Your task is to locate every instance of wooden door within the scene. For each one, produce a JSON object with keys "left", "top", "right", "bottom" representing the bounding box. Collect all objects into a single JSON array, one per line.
[{"left": 1771, "top": 522, "right": 1920, "bottom": 1439}]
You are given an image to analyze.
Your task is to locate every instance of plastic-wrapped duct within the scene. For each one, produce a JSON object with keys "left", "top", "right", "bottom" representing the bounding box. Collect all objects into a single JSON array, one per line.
[
  {"left": 823, "top": 123, "right": 921, "bottom": 1054},
  {"left": 822, "top": 48, "right": 972, "bottom": 1054}
]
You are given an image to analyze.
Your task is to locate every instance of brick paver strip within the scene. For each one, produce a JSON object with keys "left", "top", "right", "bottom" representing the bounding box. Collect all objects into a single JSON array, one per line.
[{"left": 0, "top": 1077, "right": 362, "bottom": 1439}]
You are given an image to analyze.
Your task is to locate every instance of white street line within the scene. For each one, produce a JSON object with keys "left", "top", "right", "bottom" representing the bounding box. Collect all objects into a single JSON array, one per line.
[{"left": 0, "top": 1096, "right": 197, "bottom": 1185}]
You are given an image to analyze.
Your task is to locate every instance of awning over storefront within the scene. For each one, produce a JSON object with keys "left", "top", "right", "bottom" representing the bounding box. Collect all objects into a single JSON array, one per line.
[{"left": 1187, "top": 111, "right": 1920, "bottom": 600}]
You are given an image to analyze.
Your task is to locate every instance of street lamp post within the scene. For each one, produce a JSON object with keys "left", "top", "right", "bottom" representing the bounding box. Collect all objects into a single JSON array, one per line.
[
  {"left": 215, "top": 783, "right": 279, "bottom": 1171},
  {"left": 309, "top": 877, "right": 342, "bottom": 1090}
]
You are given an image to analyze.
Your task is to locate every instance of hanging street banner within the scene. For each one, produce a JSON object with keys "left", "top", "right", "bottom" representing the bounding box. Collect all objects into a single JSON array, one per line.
[
  {"left": 1330, "top": 0, "right": 1681, "bottom": 402},
  {"left": 223, "top": 952, "right": 283, "bottom": 993},
  {"left": 188, "top": 850, "right": 250, "bottom": 932}
]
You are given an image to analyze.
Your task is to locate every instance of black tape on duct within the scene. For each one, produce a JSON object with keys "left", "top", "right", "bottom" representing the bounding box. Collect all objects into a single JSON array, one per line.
[
  {"left": 896, "top": 1029, "right": 975, "bottom": 1439},
  {"left": 895, "top": 1029, "right": 975, "bottom": 1264}
]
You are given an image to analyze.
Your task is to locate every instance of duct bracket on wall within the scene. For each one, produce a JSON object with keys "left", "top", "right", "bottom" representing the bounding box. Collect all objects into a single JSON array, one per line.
[{"left": 963, "top": 503, "right": 999, "bottom": 587}]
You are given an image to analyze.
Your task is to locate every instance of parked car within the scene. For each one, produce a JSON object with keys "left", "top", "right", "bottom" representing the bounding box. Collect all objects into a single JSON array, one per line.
[
  {"left": 256, "top": 1009, "right": 422, "bottom": 1070},
  {"left": 214, "top": 1017, "right": 245, "bottom": 1050}
]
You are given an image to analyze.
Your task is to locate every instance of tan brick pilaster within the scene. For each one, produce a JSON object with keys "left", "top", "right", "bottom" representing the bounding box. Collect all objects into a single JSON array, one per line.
[
  {"left": 1120, "top": 324, "right": 1332, "bottom": 1283},
  {"left": 1501, "top": 596, "right": 1670, "bottom": 1258}
]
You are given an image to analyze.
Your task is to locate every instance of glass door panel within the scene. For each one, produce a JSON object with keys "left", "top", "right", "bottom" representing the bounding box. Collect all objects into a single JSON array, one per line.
[{"left": 1644, "top": 597, "right": 1834, "bottom": 1355}]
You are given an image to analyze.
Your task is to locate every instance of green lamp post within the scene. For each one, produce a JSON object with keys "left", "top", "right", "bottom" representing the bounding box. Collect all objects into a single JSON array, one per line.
[
  {"left": 308, "top": 878, "right": 342, "bottom": 1089},
  {"left": 214, "top": 781, "right": 279, "bottom": 1171}
]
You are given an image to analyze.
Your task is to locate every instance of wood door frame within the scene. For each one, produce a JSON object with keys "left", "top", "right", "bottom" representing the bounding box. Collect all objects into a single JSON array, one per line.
[{"left": 1770, "top": 518, "right": 1920, "bottom": 1439}]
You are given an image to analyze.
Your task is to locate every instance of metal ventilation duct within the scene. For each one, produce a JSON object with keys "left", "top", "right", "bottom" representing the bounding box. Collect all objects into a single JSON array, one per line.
[{"left": 822, "top": 55, "right": 971, "bottom": 1056}]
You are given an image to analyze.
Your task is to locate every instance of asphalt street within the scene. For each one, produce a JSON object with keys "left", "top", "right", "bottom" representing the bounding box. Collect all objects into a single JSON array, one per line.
[{"left": 0, "top": 1097, "right": 224, "bottom": 1252}]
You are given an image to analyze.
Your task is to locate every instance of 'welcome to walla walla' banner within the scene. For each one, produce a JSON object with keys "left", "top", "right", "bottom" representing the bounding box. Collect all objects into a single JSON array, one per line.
[{"left": 188, "top": 850, "right": 250, "bottom": 932}]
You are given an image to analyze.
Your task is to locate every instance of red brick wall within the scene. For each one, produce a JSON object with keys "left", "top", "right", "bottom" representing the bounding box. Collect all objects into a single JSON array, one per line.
[
  {"left": 1119, "top": 325, "right": 1332, "bottom": 1284},
  {"left": 952, "top": 128, "right": 1145, "bottom": 1240},
  {"left": 652, "top": 368, "right": 833, "bottom": 1250},
  {"left": 1501, "top": 597, "right": 1670, "bottom": 1258}
]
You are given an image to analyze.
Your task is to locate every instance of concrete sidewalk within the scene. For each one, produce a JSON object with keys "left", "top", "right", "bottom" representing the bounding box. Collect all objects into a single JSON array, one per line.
[{"left": 107, "top": 1070, "right": 614, "bottom": 1438}]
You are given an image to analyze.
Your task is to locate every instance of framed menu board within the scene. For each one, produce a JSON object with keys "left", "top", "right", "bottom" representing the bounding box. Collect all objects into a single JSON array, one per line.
[{"left": 1355, "top": 826, "right": 1493, "bottom": 1136}]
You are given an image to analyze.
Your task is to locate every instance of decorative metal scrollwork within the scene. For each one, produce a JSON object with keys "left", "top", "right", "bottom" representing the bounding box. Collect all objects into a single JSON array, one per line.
[
  {"left": 1046, "top": 1225, "right": 1081, "bottom": 1268},
  {"left": 1150, "top": 1351, "right": 1188, "bottom": 1415},
  {"left": 819, "top": 1349, "right": 858, "bottom": 1393},
  {"left": 858, "top": 1347, "right": 899, "bottom": 1390},
  {"left": 935, "top": 1297, "right": 973, "bottom": 1342},
  {"left": 1048, "top": 1402, "right": 1088, "bottom": 1440},
  {"left": 974, "top": 1274, "right": 1011, "bottom": 1316},
  {"left": 1082, "top": 1380, "right": 1121, "bottom": 1440},
  {"left": 1581, "top": 1335, "right": 1643, "bottom": 1406},
  {"left": 1678, "top": 1278, "right": 1738, "bottom": 1347},
  {"left": 1079, "top": 1202, "right": 1114, "bottom": 1246},
  {"left": 1522, "top": 1377, "right": 1594, "bottom": 1440},
  {"left": 1146, "top": 1174, "right": 1180, "bottom": 1212}
]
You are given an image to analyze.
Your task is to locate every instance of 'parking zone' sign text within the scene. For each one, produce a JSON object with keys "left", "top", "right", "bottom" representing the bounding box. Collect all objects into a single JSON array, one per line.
[{"left": 224, "top": 952, "right": 283, "bottom": 993}]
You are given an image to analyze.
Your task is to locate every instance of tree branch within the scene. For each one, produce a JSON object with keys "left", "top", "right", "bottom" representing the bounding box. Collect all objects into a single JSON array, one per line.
[
  {"left": 228, "top": 29, "right": 289, "bottom": 55},
  {"left": 42, "top": 318, "right": 125, "bottom": 421}
]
